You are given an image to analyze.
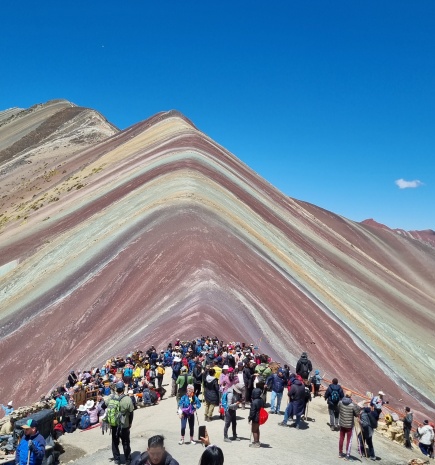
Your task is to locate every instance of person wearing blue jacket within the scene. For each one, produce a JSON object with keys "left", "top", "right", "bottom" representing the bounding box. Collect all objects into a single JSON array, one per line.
[
  {"left": 15, "top": 419, "right": 46, "bottom": 465},
  {"left": 266, "top": 369, "right": 287, "bottom": 414},
  {"left": 178, "top": 385, "right": 201, "bottom": 445},
  {"left": 1, "top": 401, "right": 14, "bottom": 416},
  {"left": 54, "top": 393, "right": 68, "bottom": 420}
]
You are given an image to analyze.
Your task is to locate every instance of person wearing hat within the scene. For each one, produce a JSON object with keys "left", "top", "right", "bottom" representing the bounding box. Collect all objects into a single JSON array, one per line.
[
  {"left": 105, "top": 381, "right": 135, "bottom": 465},
  {"left": 370, "top": 391, "right": 388, "bottom": 412},
  {"left": 266, "top": 369, "right": 287, "bottom": 414},
  {"left": 86, "top": 400, "right": 99, "bottom": 425},
  {"left": 178, "top": 384, "right": 201, "bottom": 445},
  {"left": 15, "top": 419, "right": 46, "bottom": 465},
  {"left": 338, "top": 391, "right": 360, "bottom": 460},
  {"left": 1, "top": 401, "right": 14, "bottom": 416},
  {"left": 358, "top": 407, "right": 377, "bottom": 461},
  {"left": 171, "top": 356, "right": 182, "bottom": 398},
  {"left": 417, "top": 420, "right": 434, "bottom": 457},
  {"left": 223, "top": 383, "right": 243, "bottom": 442},
  {"left": 310, "top": 370, "right": 322, "bottom": 398}
]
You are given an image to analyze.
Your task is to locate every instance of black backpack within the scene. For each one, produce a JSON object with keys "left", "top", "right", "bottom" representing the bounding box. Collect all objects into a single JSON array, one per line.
[
  {"left": 368, "top": 412, "right": 378, "bottom": 429},
  {"left": 299, "top": 361, "right": 309, "bottom": 378}
]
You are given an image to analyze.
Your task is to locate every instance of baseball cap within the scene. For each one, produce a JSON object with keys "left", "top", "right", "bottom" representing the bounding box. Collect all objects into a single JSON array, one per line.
[
  {"left": 115, "top": 381, "right": 125, "bottom": 391},
  {"left": 21, "top": 419, "right": 38, "bottom": 429}
]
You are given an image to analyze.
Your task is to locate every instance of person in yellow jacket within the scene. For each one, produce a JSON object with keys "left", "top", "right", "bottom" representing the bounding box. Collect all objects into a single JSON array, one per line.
[
  {"left": 156, "top": 363, "right": 165, "bottom": 388},
  {"left": 133, "top": 366, "right": 142, "bottom": 382}
]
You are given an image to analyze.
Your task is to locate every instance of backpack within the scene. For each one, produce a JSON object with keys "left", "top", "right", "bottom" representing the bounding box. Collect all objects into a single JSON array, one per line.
[
  {"left": 312, "top": 374, "right": 321, "bottom": 386},
  {"left": 368, "top": 412, "right": 378, "bottom": 429},
  {"left": 330, "top": 386, "right": 340, "bottom": 404},
  {"left": 304, "top": 386, "right": 312, "bottom": 402},
  {"left": 79, "top": 413, "right": 90, "bottom": 430},
  {"left": 221, "top": 392, "right": 229, "bottom": 412},
  {"left": 124, "top": 367, "right": 133, "bottom": 378},
  {"left": 299, "top": 361, "right": 309, "bottom": 379},
  {"left": 105, "top": 395, "right": 125, "bottom": 427},
  {"left": 259, "top": 407, "right": 269, "bottom": 425}
]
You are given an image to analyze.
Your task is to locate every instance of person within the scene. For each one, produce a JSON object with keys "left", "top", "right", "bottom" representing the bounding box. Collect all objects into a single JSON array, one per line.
[
  {"left": 86, "top": 400, "right": 99, "bottom": 426},
  {"left": 324, "top": 378, "right": 344, "bottom": 431},
  {"left": 15, "top": 419, "right": 46, "bottom": 465},
  {"left": 311, "top": 370, "right": 322, "bottom": 397},
  {"left": 156, "top": 363, "right": 166, "bottom": 389},
  {"left": 176, "top": 367, "right": 193, "bottom": 404},
  {"left": 1, "top": 401, "right": 14, "bottom": 416},
  {"left": 132, "top": 435, "right": 179, "bottom": 465},
  {"left": 0, "top": 415, "right": 14, "bottom": 435},
  {"left": 54, "top": 392, "right": 68, "bottom": 420},
  {"left": 108, "top": 381, "right": 135, "bottom": 465},
  {"left": 198, "top": 431, "right": 224, "bottom": 465},
  {"left": 171, "top": 357, "right": 182, "bottom": 398},
  {"left": 68, "top": 371, "right": 78, "bottom": 387},
  {"left": 223, "top": 384, "right": 243, "bottom": 442},
  {"left": 279, "top": 375, "right": 305, "bottom": 429},
  {"left": 295, "top": 352, "right": 312, "bottom": 381},
  {"left": 248, "top": 387, "right": 263, "bottom": 448},
  {"left": 402, "top": 406, "right": 413, "bottom": 449},
  {"left": 204, "top": 368, "right": 220, "bottom": 422},
  {"left": 266, "top": 369, "right": 287, "bottom": 414},
  {"left": 417, "top": 420, "right": 434, "bottom": 457},
  {"left": 370, "top": 391, "right": 388, "bottom": 412},
  {"left": 128, "top": 390, "right": 138, "bottom": 410},
  {"left": 243, "top": 361, "right": 255, "bottom": 404},
  {"left": 178, "top": 384, "right": 201, "bottom": 445},
  {"left": 192, "top": 362, "right": 203, "bottom": 398},
  {"left": 338, "top": 391, "right": 360, "bottom": 460},
  {"left": 358, "top": 407, "right": 377, "bottom": 461}
]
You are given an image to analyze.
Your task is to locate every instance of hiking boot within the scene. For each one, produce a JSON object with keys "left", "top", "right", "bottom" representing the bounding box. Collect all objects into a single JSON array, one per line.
[
  {"left": 249, "top": 442, "right": 261, "bottom": 448},
  {"left": 224, "top": 437, "right": 232, "bottom": 443}
]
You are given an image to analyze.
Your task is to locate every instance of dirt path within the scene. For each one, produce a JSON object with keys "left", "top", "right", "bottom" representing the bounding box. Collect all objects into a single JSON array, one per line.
[{"left": 59, "top": 371, "right": 417, "bottom": 465}]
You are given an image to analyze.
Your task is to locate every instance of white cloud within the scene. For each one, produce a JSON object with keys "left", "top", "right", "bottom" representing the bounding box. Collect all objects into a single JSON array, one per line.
[{"left": 395, "top": 178, "right": 424, "bottom": 189}]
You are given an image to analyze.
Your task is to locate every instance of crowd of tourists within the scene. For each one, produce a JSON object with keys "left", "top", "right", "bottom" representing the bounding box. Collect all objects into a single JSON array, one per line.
[{"left": 2, "top": 336, "right": 434, "bottom": 465}]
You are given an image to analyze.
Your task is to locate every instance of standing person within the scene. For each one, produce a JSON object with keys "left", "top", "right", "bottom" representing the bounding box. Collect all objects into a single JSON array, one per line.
[
  {"left": 132, "top": 435, "right": 179, "bottom": 465},
  {"left": 358, "top": 407, "right": 377, "bottom": 461},
  {"left": 106, "top": 381, "right": 135, "bottom": 465},
  {"left": 324, "top": 378, "right": 344, "bottom": 431},
  {"left": 178, "top": 385, "right": 201, "bottom": 445},
  {"left": 338, "top": 391, "right": 360, "bottom": 460},
  {"left": 1, "top": 401, "right": 13, "bottom": 416},
  {"left": 248, "top": 387, "right": 264, "bottom": 448},
  {"left": 203, "top": 368, "right": 220, "bottom": 422},
  {"left": 176, "top": 367, "right": 193, "bottom": 405},
  {"left": 311, "top": 370, "right": 322, "bottom": 397},
  {"left": 279, "top": 375, "right": 305, "bottom": 429},
  {"left": 156, "top": 363, "right": 165, "bottom": 389},
  {"left": 266, "top": 369, "right": 287, "bottom": 414},
  {"left": 171, "top": 356, "right": 182, "bottom": 398},
  {"left": 223, "top": 384, "right": 243, "bottom": 442},
  {"left": 243, "top": 361, "right": 255, "bottom": 404},
  {"left": 370, "top": 391, "right": 388, "bottom": 412},
  {"left": 295, "top": 352, "right": 312, "bottom": 381},
  {"left": 402, "top": 406, "right": 413, "bottom": 449},
  {"left": 192, "top": 362, "right": 203, "bottom": 398},
  {"left": 15, "top": 419, "right": 46, "bottom": 465},
  {"left": 417, "top": 420, "right": 434, "bottom": 457},
  {"left": 68, "top": 371, "right": 78, "bottom": 387}
]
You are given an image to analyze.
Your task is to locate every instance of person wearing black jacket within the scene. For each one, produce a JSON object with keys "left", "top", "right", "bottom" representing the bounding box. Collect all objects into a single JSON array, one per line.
[
  {"left": 402, "top": 406, "right": 413, "bottom": 449},
  {"left": 324, "top": 378, "right": 344, "bottom": 431},
  {"left": 243, "top": 361, "right": 255, "bottom": 403},
  {"left": 296, "top": 352, "right": 312, "bottom": 381},
  {"left": 68, "top": 371, "right": 78, "bottom": 387},
  {"left": 279, "top": 377, "right": 305, "bottom": 429},
  {"left": 193, "top": 363, "right": 204, "bottom": 398},
  {"left": 248, "top": 388, "right": 263, "bottom": 448},
  {"left": 132, "top": 435, "right": 179, "bottom": 465},
  {"left": 203, "top": 369, "right": 219, "bottom": 422}
]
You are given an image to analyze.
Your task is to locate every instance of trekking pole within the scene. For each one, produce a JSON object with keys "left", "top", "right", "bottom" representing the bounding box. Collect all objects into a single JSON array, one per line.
[{"left": 27, "top": 439, "right": 33, "bottom": 465}]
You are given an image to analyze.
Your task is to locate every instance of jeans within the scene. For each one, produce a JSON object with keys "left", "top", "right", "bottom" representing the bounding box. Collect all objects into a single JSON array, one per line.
[
  {"left": 404, "top": 427, "right": 412, "bottom": 448},
  {"left": 283, "top": 402, "right": 301, "bottom": 426},
  {"left": 224, "top": 409, "right": 237, "bottom": 438},
  {"left": 329, "top": 406, "right": 339, "bottom": 427},
  {"left": 270, "top": 391, "right": 283, "bottom": 413},
  {"left": 419, "top": 443, "right": 430, "bottom": 456},
  {"left": 339, "top": 427, "right": 353, "bottom": 455},
  {"left": 181, "top": 414, "right": 195, "bottom": 438},
  {"left": 111, "top": 426, "right": 131, "bottom": 463}
]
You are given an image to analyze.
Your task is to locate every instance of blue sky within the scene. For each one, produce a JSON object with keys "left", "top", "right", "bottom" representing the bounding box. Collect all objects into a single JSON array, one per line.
[{"left": 1, "top": 1, "right": 434, "bottom": 230}]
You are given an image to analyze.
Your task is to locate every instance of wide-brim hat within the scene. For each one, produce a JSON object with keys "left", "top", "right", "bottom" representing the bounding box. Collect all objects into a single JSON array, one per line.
[
  {"left": 378, "top": 390, "right": 385, "bottom": 396},
  {"left": 85, "top": 400, "right": 95, "bottom": 409},
  {"left": 78, "top": 405, "right": 87, "bottom": 412}
]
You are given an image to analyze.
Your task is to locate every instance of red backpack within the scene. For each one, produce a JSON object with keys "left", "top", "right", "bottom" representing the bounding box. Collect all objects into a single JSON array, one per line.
[{"left": 259, "top": 407, "right": 269, "bottom": 425}]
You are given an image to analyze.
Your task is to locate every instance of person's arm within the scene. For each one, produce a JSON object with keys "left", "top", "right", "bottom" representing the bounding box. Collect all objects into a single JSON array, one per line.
[
  {"left": 32, "top": 436, "right": 46, "bottom": 462},
  {"left": 15, "top": 441, "right": 21, "bottom": 464}
]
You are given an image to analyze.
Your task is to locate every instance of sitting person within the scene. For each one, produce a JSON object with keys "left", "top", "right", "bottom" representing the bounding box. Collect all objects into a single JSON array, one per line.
[{"left": 132, "top": 435, "right": 179, "bottom": 465}]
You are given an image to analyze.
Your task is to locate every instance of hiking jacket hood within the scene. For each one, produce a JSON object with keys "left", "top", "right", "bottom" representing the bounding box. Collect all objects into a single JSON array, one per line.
[
  {"left": 338, "top": 398, "right": 360, "bottom": 429},
  {"left": 249, "top": 388, "right": 263, "bottom": 423},
  {"left": 204, "top": 375, "right": 219, "bottom": 405},
  {"left": 289, "top": 379, "right": 305, "bottom": 403}
]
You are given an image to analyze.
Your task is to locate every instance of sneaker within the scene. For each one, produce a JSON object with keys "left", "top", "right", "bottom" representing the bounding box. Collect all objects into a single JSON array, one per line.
[
  {"left": 344, "top": 456, "right": 354, "bottom": 462},
  {"left": 231, "top": 436, "right": 241, "bottom": 441},
  {"left": 269, "top": 410, "right": 275, "bottom": 414},
  {"left": 330, "top": 426, "right": 335, "bottom": 431},
  {"left": 339, "top": 453, "right": 345, "bottom": 459},
  {"left": 249, "top": 442, "right": 261, "bottom": 448},
  {"left": 190, "top": 439, "right": 197, "bottom": 445},
  {"left": 178, "top": 439, "right": 184, "bottom": 445},
  {"left": 278, "top": 422, "right": 288, "bottom": 427},
  {"left": 224, "top": 437, "right": 232, "bottom": 443},
  {"left": 295, "top": 425, "right": 300, "bottom": 430},
  {"left": 370, "top": 458, "right": 376, "bottom": 462}
]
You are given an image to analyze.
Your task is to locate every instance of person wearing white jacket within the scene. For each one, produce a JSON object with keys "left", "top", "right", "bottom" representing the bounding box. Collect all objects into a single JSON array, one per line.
[{"left": 417, "top": 420, "right": 434, "bottom": 456}]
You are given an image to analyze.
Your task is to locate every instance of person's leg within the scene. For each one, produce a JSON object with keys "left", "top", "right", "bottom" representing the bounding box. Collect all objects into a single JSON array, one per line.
[
  {"left": 180, "top": 416, "right": 187, "bottom": 441},
  {"left": 294, "top": 414, "right": 301, "bottom": 428},
  {"left": 270, "top": 391, "right": 277, "bottom": 412},
  {"left": 419, "top": 443, "right": 429, "bottom": 456},
  {"left": 365, "top": 436, "right": 375, "bottom": 458},
  {"left": 188, "top": 415, "right": 195, "bottom": 441},
  {"left": 339, "top": 427, "right": 345, "bottom": 456},
  {"left": 276, "top": 392, "right": 283, "bottom": 413},
  {"left": 404, "top": 428, "right": 412, "bottom": 448},
  {"left": 208, "top": 403, "right": 215, "bottom": 420},
  {"left": 334, "top": 407, "right": 340, "bottom": 428},
  {"left": 345, "top": 428, "right": 352, "bottom": 456},
  {"left": 231, "top": 411, "right": 238, "bottom": 438},
  {"left": 121, "top": 427, "right": 131, "bottom": 464},
  {"left": 252, "top": 422, "right": 260, "bottom": 444},
  {"left": 111, "top": 426, "right": 121, "bottom": 463},
  {"left": 281, "top": 403, "right": 292, "bottom": 425},
  {"left": 171, "top": 379, "right": 177, "bottom": 397},
  {"left": 224, "top": 411, "right": 231, "bottom": 439}
]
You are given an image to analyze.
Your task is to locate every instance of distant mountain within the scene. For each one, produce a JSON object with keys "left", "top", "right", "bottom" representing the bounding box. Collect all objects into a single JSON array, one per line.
[
  {"left": 361, "top": 219, "right": 435, "bottom": 249},
  {"left": 0, "top": 101, "right": 434, "bottom": 420}
]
